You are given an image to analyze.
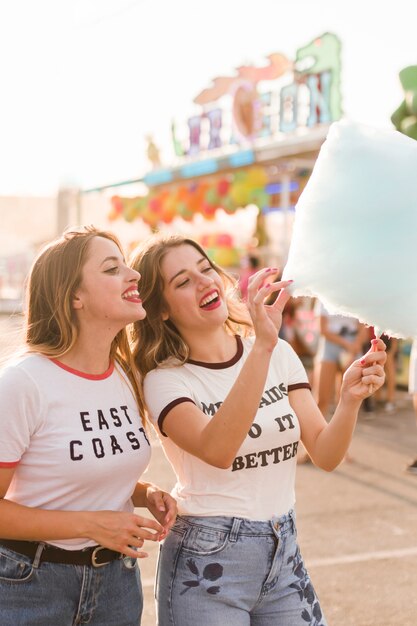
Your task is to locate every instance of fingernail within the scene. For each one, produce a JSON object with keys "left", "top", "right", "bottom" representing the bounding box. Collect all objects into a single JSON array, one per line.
[
  {"left": 371, "top": 339, "right": 379, "bottom": 346},
  {"left": 360, "top": 359, "right": 366, "bottom": 365}
]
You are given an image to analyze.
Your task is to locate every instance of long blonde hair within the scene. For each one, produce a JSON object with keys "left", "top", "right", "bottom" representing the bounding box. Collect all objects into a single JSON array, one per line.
[
  {"left": 129, "top": 233, "right": 253, "bottom": 378},
  {"left": 25, "top": 225, "right": 145, "bottom": 421}
]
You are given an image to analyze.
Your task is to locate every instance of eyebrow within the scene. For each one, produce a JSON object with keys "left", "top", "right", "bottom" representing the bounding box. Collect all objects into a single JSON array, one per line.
[
  {"left": 168, "top": 257, "right": 208, "bottom": 284},
  {"left": 100, "top": 255, "right": 123, "bottom": 267}
]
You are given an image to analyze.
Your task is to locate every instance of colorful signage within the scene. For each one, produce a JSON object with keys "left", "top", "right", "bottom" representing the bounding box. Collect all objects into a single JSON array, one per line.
[{"left": 171, "top": 32, "right": 342, "bottom": 157}]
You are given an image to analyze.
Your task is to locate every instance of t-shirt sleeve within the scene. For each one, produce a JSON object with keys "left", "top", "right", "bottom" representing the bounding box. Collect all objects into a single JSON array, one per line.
[
  {"left": 278, "top": 339, "right": 311, "bottom": 391},
  {"left": 0, "top": 364, "right": 43, "bottom": 467},
  {"left": 143, "top": 367, "right": 196, "bottom": 436}
]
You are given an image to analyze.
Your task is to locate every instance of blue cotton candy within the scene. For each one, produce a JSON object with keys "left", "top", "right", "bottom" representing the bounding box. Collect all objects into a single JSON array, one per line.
[{"left": 282, "top": 120, "right": 417, "bottom": 339}]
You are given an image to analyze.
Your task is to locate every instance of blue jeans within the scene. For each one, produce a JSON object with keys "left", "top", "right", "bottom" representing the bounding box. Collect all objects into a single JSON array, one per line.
[
  {"left": 156, "top": 510, "right": 327, "bottom": 626},
  {"left": 0, "top": 544, "right": 142, "bottom": 625}
]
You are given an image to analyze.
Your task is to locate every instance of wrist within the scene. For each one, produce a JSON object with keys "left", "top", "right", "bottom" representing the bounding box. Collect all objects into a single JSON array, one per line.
[
  {"left": 76, "top": 510, "right": 96, "bottom": 539},
  {"left": 253, "top": 337, "right": 277, "bottom": 355},
  {"left": 338, "top": 393, "right": 362, "bottom": 412},
  {"left": 132, "top": 481, "right": 153, "bottom": 507}
]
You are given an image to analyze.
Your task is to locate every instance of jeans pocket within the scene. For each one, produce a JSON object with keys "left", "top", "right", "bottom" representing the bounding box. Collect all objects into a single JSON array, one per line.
[
  {"left": 182, "top": 525, "right": 229, "bottom": 557},
  {"left": 0, "top": 549, "right": 34, "bottom": 583}
]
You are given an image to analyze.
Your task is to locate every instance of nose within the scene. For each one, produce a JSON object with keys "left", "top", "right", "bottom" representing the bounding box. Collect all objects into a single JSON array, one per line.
[
  {"left": 198, "top": 273, "right": 214, "bottom": 289},
  {"left": 128, "top": 267, "right": 140, "bottom": 282}
]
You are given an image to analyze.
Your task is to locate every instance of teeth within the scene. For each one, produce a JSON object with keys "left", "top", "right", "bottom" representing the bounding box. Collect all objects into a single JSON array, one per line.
[
  {"left": 122, "top": 290, "right": 139, "bottom": 299},
  {"left": 200, "top": 291, "right": 219, "bottom": 307}
]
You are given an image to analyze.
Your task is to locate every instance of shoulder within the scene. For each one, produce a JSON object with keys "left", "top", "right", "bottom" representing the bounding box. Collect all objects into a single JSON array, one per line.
[
  {"left": 144, "top": 362, "right": 187, "bottom": 390},
  {"left": 0, "top": 354, "right": 47, "bottom": 419},
  {"left": 274, "top": 338, "right": 298, "bottom": 359},
  {"left": 143, "top": 362, "right": 195, "bottom": 427},
  {"left": 273, "top": 338, "right": 307, "bottom": 373},
  {"left": 0, "top": 353, "right": 48, "bottom": 385},
  {"left": 241, "top": 335, "right": 296, "bottom": 362}
]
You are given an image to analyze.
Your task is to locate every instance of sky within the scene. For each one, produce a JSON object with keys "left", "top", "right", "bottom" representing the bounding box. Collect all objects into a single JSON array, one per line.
[{"left": 1, "top": 0, "right": 417, "bottom": 197}]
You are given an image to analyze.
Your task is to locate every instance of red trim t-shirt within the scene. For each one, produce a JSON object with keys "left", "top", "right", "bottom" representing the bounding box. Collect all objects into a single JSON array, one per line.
[{"left": 0, "top": 353, "right": 151, "bottom": 549}]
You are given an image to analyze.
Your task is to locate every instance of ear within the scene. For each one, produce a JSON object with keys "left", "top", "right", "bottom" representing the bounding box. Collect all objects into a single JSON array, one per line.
[
  {"left": 72, "top": 293, "right": 83, "bottom": 310},
  {"left": 162, "top": 309, "right": 169, "bottom": 321}
]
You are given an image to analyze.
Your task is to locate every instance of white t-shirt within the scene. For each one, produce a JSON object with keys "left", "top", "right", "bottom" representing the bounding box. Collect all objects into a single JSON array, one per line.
[
  {"left": 0, "top": 353, "right": 151, "bottom": 549},
  {"left": 144, "top": 336, "right": 310, "bottom": 521}
]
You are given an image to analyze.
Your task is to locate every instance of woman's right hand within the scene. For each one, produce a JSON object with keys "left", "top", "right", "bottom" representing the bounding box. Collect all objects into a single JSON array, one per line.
[
  {"left": 86, "top": 510, "right": 165, "bottom": 559},
  {"left": 246, "top": 268, "right": 293, "bottom": 349}
]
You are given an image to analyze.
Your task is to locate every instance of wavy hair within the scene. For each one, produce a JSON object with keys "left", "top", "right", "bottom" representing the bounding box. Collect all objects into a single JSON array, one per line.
[
  {"left": 129, "top": 233, "right": 253, "bottom": 378},
  {"left": 25, "top": 225, "right": 145, "bottom": 421}
]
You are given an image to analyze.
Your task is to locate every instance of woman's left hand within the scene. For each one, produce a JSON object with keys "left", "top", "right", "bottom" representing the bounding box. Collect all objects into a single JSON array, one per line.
[
  {"left": 145, "top": 486, "right": 177, "bottom": 539},
  {"left": 341, "top": 338, "right": 387, "bottom": 401}
]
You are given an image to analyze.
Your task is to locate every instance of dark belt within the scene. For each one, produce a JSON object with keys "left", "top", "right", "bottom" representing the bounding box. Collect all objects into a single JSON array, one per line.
[{"left": 0, "top": 539, "right": 122, "bottom": 568}]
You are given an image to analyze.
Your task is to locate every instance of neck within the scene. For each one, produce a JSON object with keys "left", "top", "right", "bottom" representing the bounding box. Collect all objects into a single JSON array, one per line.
[
  {"left": 58, "top": 331, "right": 115, "bottom": 375},
  {"left": 186, "top": 328, "right": 237, "bottom": 363}
]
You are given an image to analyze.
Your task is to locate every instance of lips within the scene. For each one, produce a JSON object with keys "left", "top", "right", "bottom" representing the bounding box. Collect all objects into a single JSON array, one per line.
[
  {"left": 199, "top": 289, "right": 220, "bottom": 309},
  {"left": 122, "top": 288, "right": 142, "bottom": 303}
]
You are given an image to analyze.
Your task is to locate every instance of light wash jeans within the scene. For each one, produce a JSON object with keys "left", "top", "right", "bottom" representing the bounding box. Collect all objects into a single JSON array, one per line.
[
  {"left": 0, "top": 544, "right": 142, "bottom": 625},
  {"left": 156, "top": 509, "right": 327, "bottom": 626}
]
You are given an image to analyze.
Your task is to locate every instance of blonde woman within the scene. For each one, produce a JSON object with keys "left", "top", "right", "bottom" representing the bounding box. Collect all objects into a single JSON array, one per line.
[
  {"left": 130, "top": 234, "right": 386, "bottom": 626},
  {"left": 0, "top": 226, "right": 176, "bottom": 625}
]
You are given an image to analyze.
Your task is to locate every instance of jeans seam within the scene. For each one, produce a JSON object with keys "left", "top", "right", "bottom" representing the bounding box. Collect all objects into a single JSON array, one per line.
[
  {"left": 0, "top": 549, "right": 35, "bottom": 584},
  {"left": 167, "top": 529, "right": 188, "bottom": 626}
]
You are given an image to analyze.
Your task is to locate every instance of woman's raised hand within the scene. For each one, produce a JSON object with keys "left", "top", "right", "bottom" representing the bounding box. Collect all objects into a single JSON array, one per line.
[
  {"left": 341, "top": 338, "right": 387, "bottom": 401},
  {"left": 246, "top": 268, "right": 293, "bottom": 349}
]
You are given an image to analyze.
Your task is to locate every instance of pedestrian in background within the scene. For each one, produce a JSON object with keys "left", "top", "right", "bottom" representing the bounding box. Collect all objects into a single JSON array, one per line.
[
  {"left": 406, "top": 337, "right": 417, "bottom": 474},
  {"left": 130, "top": 233, "right": 386, "bottom": 625},
  {"left": 376, "top": 332, "right": 398, "bottom": 412},
  {"left": 313, "top": 301, "right": 368, "bottom": 419},
  {"left": 0, "top": 226, "right": 176, "bottom": 625}
]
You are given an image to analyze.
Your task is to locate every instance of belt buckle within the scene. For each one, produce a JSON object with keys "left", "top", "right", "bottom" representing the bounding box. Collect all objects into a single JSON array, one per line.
[{"left": 91, "top": 546, "right": 108, "bottom": 568}]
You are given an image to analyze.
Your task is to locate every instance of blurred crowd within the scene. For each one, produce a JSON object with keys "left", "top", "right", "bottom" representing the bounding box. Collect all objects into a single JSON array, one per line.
[{"left": 238, "top": 255, "right": 417, "bottom": 473}]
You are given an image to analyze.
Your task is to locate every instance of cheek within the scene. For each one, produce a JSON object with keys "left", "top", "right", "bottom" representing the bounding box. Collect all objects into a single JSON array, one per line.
[
  {"left": 163, "top": 290, "right": 187, "bottom": 316},
  {"left": 167, "top": 300, "right": 192, "bottom": 324},
  {"left": 168, "top": 302, "right": 183, "bottom": 318}
]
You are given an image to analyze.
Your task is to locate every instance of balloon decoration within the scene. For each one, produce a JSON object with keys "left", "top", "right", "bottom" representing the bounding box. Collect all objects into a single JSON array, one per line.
[
  {"left": 200, "top": 233, "right": 240, "bottom": 267},
  {"left": 108, "top": 167, "right": 271, "bottom": 226}
]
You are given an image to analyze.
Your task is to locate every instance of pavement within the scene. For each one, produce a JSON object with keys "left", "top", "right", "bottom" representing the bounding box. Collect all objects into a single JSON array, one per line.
[
  {"left": 138, "top": 394, "right": 417, "bottom": 626},
  {"left": 1, "top": 315, "right": 417, "bottom": 625}
]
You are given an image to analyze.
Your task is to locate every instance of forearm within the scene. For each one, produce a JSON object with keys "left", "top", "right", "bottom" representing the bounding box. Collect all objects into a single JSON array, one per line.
[
  {"left": 0, "top": 498, "right": 92, "bottom": 541},
  {"left": 131, "top": 481, "right": 153, "bottom": 508},
  {"left": 313, "top": 395, "right": 362, "bottom": 470},
  {"left": 200, "top": 341, "right": 273, "bottom": 467}
]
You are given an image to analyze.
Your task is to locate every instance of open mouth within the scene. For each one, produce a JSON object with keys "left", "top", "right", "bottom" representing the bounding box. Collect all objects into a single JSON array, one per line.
[
  {"left": 122, "top": 289, "right": 141, "bottom": 303},
  {"left": 199, "top": 290, "right": 220, "bottom": 309}
]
